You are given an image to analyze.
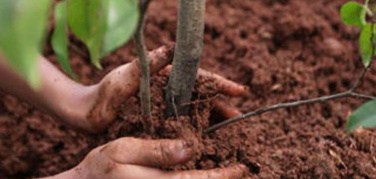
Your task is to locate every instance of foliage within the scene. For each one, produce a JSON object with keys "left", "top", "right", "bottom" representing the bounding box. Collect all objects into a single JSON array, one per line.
[
  {"left": 55, "top": 0, "right": 139, "bottom": 73},
  {"left": 359, "top": 24, "right": 376, "bottom": 67},
  {"left": 0, "top": 0, "right": 139, "bottom": 86},
  {"left": 347, "top": 99, "right": 376, "bottom": 132},
  {"left": 341, "top": 0, "right": 374, "bottom": 67},
  {"left": 341, "top": 0, "right": 376, "bottom": 131},
  {"left": 0, "top": 0, "right": 51, "bottom": 88},
  {"left": 52, "top": 1, "right": 77, "bottom": 79},
  {"left": 340, "top": 1, "right": 368, "bottom": 28}
]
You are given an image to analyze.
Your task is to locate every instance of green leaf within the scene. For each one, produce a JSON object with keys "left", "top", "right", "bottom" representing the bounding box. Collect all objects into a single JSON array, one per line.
[
  {"left": 103, "top": 0, "right": 139, "bottom": 55},
  {"left": 68, "top": 0, "right": 107, "bottom": 69},
  {"left": 67, "top": 0, "right": 139, "bottom": 69},
  {"left": 347, "top": 99, "right": 376, "bottom": 132},
  {"left": 359, "top": 24, "right": 376, "bottom": 67},
  {"left": 52, "top": 1, "right": 77, "bottom": 80},
  {"left": 0, "top": 0, "right": 51, "bottom": 88},
  {"left": 340, "top": 1, "right": 367, "bottom": 28}
]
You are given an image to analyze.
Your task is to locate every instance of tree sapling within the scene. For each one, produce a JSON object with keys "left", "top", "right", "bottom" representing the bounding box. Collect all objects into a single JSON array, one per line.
[{"left": 165, "top": 0, "right": 206, "bottom": 117}]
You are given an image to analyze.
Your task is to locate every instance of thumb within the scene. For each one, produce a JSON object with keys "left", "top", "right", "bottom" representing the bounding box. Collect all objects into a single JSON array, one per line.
[{"left": 102, "top": 137, "right": 195, "bottom": 167}]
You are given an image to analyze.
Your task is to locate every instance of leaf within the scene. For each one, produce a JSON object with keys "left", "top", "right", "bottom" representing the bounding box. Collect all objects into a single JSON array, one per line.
[
  {"left": 347, "top": 99, "right": 376, "bottom": 132},
  {"left": 68, "top": 0, "right": 107, "bottom": 69},
  {"left": 340, "top": 1, "right": 367, "bottom": 28},
  {"left": 0, "top": 0, "right": 51, "bottom": 88},
  {"left": 359, "top": 24, "right": 376, "bottom": 67},
  {"left": 52, "top": 1, "right": 77, "bottom": 80},
  {"left": 103, "top": 0, "right": 139, "bottom": 55},
  {"left": 67, "top": 0, "right": 139, "bottom": 69}
]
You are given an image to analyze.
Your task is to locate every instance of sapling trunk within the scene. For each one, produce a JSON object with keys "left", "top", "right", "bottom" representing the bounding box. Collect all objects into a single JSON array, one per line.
[
  {"left": 134, "top": 0, "right": 152, "bottom": 129},
  {"left": 165, "top": 0, "right": 206, "bottom": 117}
]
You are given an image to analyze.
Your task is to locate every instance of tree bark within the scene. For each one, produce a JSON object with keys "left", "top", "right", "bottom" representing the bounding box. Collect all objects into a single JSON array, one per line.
[{"left": 165, "top": 0, "right": 206, "bottom": 117}]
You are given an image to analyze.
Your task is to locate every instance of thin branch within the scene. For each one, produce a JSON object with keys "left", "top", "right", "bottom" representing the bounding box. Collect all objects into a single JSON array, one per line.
[
  {"left": 351, "top": 92, "right": 376, "bottom": 99},
  {"left": 349, "top": 68, "right": 368, "bottom": 91},
  {"left": 205, "top": 91, "right": 375, "bottom": 133},
  {"left": 205, "top": 13, "right": 376, "bottom": 133},
  {"left": 134, "top": 0, "right": 152, "bottom": 131}
]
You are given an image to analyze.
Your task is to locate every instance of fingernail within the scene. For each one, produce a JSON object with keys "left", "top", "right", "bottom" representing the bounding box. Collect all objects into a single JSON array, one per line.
[{"left": 175, "top": 140, "right": 194, "bottom": 159}]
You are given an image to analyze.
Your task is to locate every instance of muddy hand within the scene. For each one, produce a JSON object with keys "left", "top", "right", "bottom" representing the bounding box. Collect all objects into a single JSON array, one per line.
[
  {"left": 45, "top": 138, "right": 246, "bottom": 179},
  {"left": 87, "top": 45, "right": 175, "bottom": 132},
  {"left": 88, "top": 45, "right": 247, "bottom": 133},
  {"left": 0, "top": 43, "right": 244, "bottom": 134}
]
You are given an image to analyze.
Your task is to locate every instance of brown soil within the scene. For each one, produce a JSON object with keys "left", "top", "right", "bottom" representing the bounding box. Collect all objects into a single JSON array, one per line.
[{"left": 1, "top": 0, "right": 376, "bottom": 178}]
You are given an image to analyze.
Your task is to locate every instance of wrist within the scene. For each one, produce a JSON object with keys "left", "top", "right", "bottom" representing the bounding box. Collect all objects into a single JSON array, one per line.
[{"left": 54, "top": 84, "right": 100, "bottom": 132}]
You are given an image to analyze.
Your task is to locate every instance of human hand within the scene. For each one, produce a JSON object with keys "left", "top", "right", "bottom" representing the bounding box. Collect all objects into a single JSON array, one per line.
[
  {"left": 47, "top": 137, "right": 246, "bottom": 179},
  {"left": 84, "top": 45, "right": 247, "bottom": 133}
]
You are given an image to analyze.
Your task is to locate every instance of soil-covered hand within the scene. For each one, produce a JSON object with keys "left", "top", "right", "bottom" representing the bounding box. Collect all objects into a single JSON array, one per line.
[
  {"left": 84, "top": 45, "right": 175, "bottom": 132},
  {"left": 85, "top": 45, "right": 248, "bottom": 133},
  {"left": 45, "top": 138, "right": 246, "bottom": 179},
  {"left": 0, "top": 45, "right": 247, "bottom": 133}
]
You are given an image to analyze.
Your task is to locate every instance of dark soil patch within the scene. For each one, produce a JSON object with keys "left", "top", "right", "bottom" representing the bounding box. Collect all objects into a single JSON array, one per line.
[{"left": 1, "top": 0, "right": 376, "bottom": 178}]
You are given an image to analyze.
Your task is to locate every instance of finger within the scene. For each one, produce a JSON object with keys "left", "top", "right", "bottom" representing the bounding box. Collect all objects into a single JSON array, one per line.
[
  {"left": 166, "top": 164, "right": 247, "bottom": 179},
  {"left": 149, "top": 43, "right": 175, "bottom": 74},
  {"left": 102, "top": 137, "right": 195, "bottom": 167},
  {"left": 160, "top": 66, "right": 248, "bottom": 97},
  {"left": 102, "top": 164, "right": 169, "bottom": 179},
  {"left": 213, "top": 100, "right": 242, "bottom": 119},
  {"left": 100, "top": 44, "right": 174, "bottom": 96},
  {"left": 159, "top": 65, "right": 172, "bottom": 76},
  {"left": 111, "top": 164, "right": 246, "bottom": 179},
  {"left": 100, "top": 44, "right": 174, "bottom": 97},
  {"left": 106, "top": 44, "right": 174, "bottom": 97},
  {"left": 197, "top": 69, "right": 248, "bottom": 97}
]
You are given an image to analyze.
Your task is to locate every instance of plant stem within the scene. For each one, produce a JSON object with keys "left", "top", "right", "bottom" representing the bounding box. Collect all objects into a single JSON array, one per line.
[
  {"left": 134, "top": 0, "right": 152, "bottom": 130},
  {"left": 165, "top": 0, "right": 206, "bottom": 117}
]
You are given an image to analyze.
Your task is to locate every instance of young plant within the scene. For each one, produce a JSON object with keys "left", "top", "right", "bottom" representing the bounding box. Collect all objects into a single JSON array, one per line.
[
  {"left": 165, "top": 0, "right": 206, "bottom": 117},
  {"left": 341, "top": 0, "right": 376, "bottom": 131}
]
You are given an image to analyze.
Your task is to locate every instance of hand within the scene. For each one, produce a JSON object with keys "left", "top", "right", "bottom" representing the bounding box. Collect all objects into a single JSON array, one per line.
[
  {"left": 85, "top": 45, "right": 248, "bottom": 133},
  {"left": 0, "top": 45, "right": 246, "bottom": 133},
  {"left": 47, "top": 138, "right": 246, "bottom": 179}
]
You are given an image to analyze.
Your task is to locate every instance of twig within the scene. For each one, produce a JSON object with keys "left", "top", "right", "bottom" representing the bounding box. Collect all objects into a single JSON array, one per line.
[
  {"left": 134, "top": 0, "right": 152, "bottom": 131},
  {"left": 205, "top": 15, "right": 376, "bottom": 133},
  {"left": 350, "top": 68, "right": 368, "bottom": 91},
  {"left": 205, "top": 92, "right": 375, "bottom": 133}
]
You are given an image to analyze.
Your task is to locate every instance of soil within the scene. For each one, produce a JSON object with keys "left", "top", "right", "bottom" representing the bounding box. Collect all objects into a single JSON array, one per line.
[{"left": 1, "top": 0, "right": 376, "bottom": 178}]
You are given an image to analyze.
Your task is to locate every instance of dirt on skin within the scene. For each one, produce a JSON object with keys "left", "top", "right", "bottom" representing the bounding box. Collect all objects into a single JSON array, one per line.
[{"left": 1, "top": 0, "right": 376, "bottom": 178}]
